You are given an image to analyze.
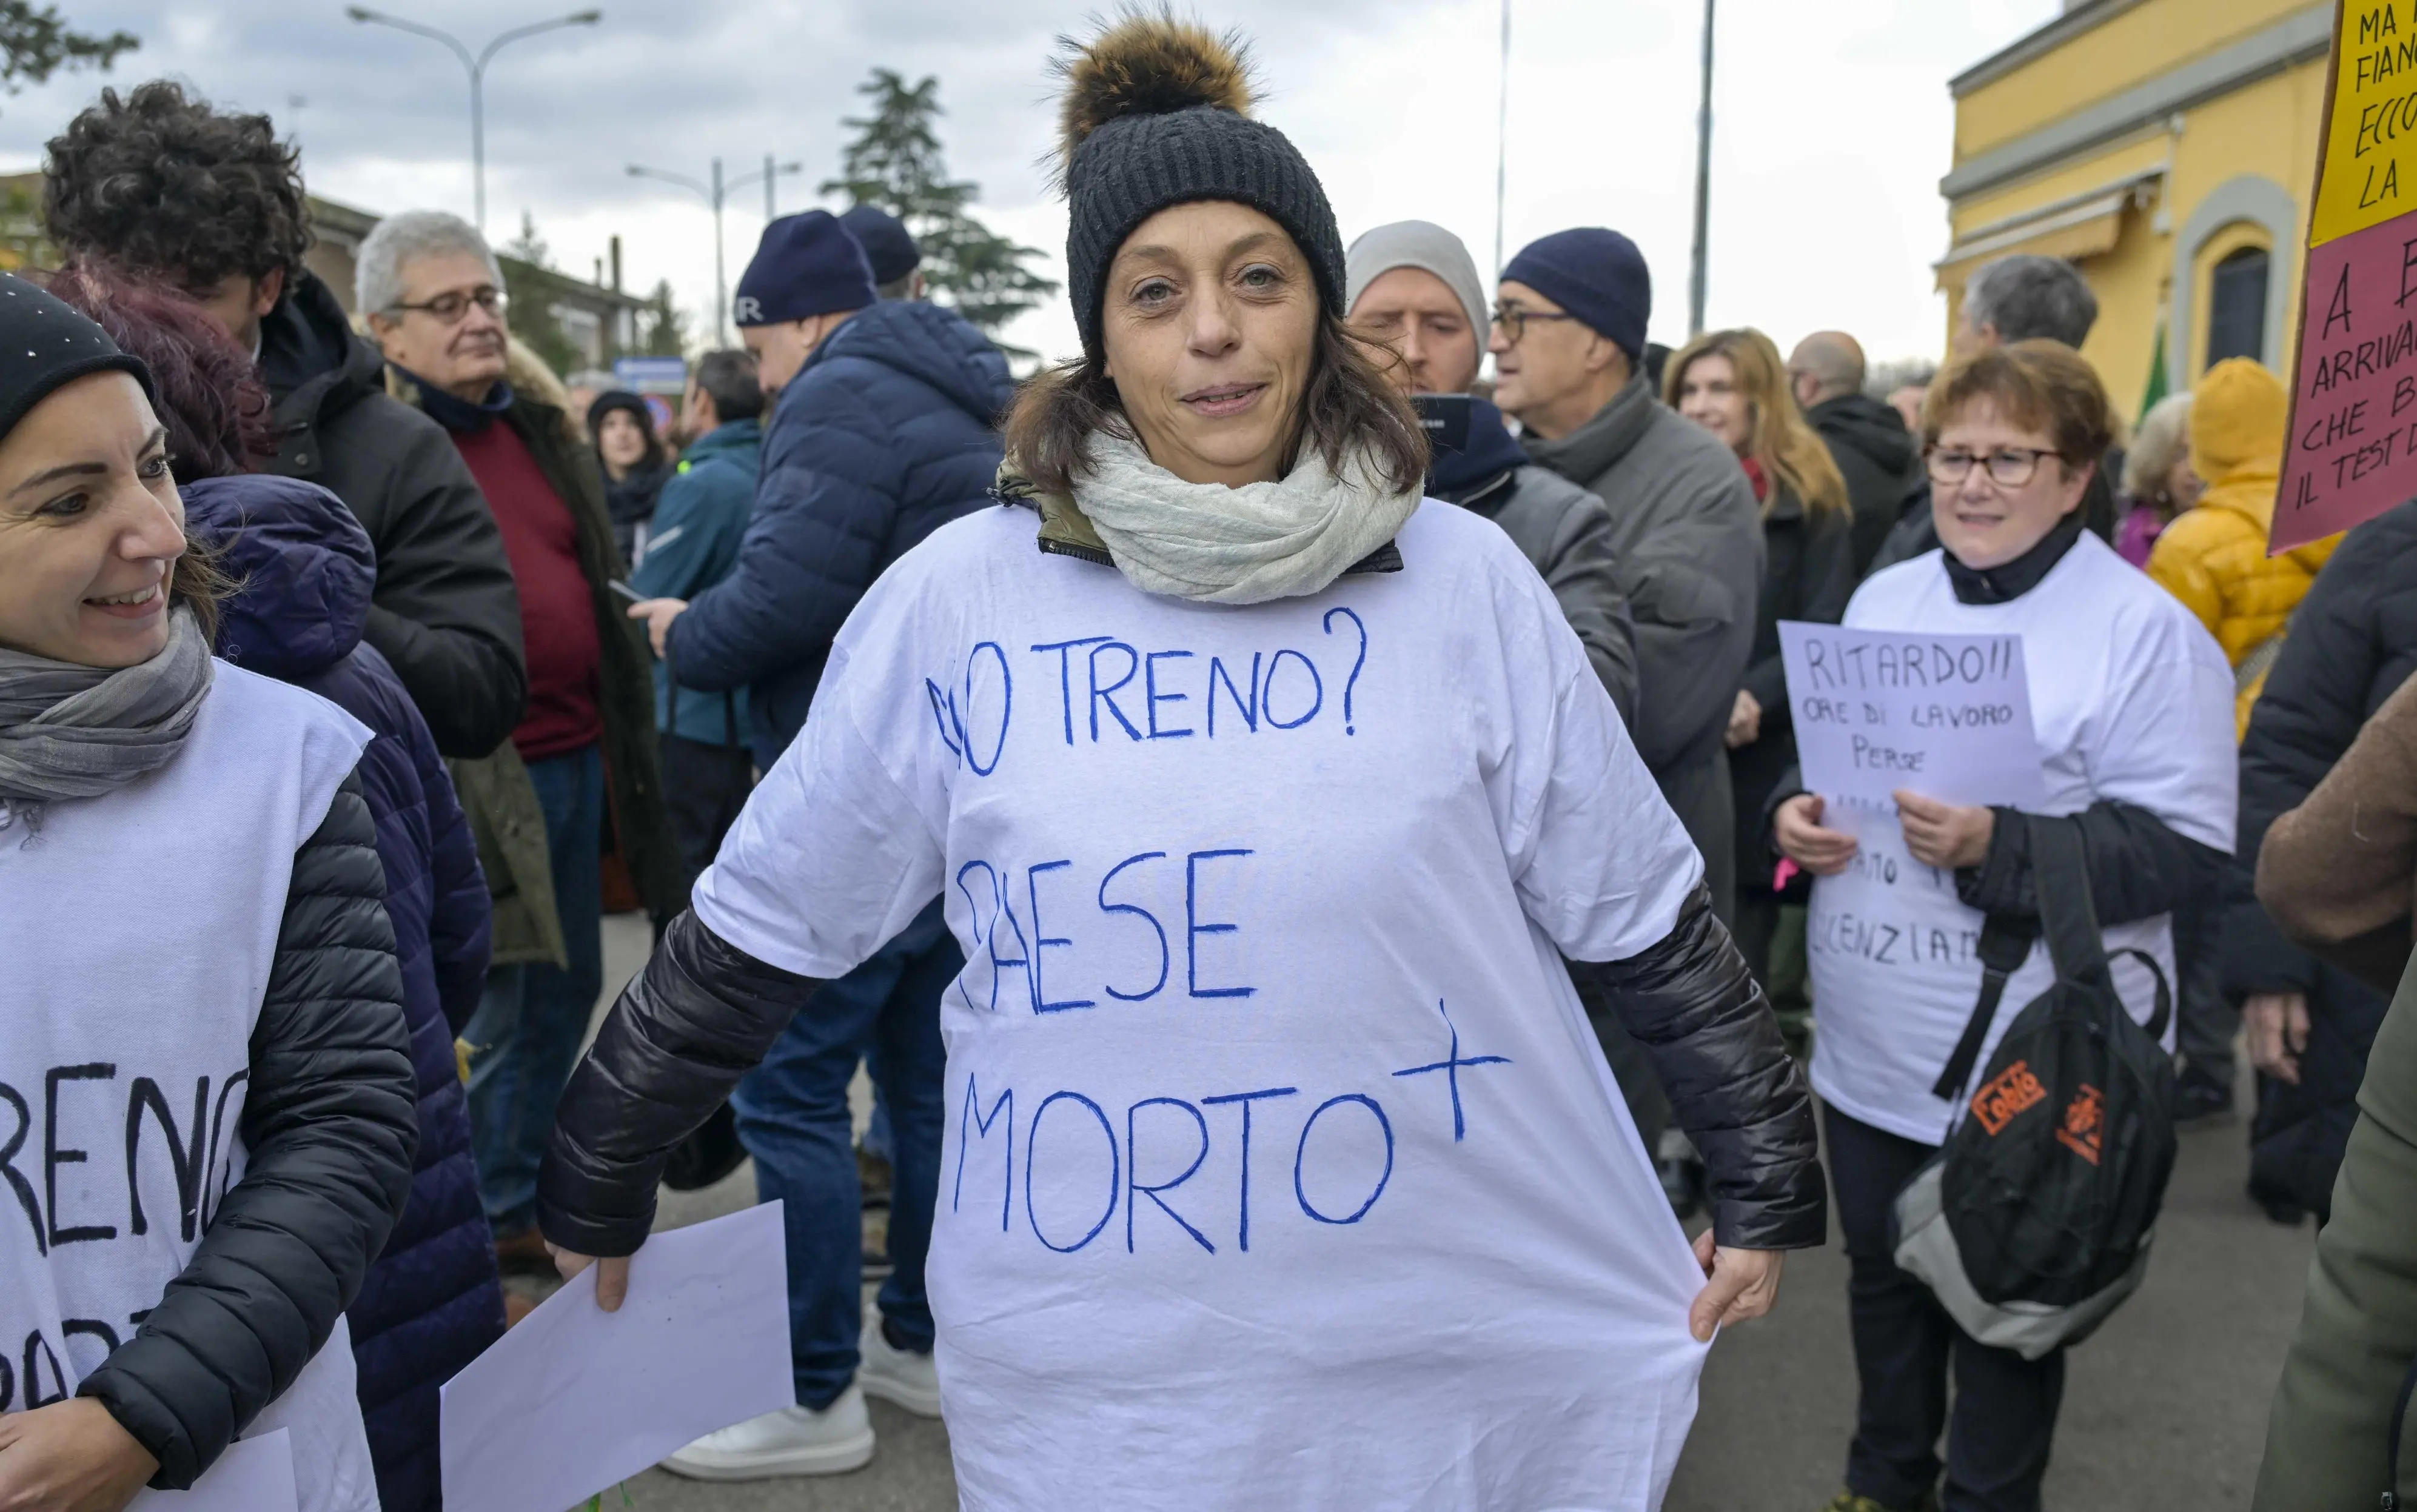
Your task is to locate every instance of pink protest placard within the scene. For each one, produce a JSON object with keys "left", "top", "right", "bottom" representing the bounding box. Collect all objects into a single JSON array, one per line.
[{"left": 2275, "top": 215, "right": 2417, "bottom": 550}]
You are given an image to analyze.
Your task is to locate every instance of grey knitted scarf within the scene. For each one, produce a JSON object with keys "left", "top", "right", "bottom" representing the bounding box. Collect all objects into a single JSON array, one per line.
[{"left": 0, "top": 607, "right": 215, "bottom": 836}]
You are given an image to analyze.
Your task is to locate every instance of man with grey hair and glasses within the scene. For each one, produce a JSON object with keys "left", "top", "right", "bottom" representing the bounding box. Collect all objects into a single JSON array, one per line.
[
  {"left": 360, "top": 209, "right": 680, "bottom": 1282},
  {"left": 41, "top": 84, "right": 526, "bottom": 761}
]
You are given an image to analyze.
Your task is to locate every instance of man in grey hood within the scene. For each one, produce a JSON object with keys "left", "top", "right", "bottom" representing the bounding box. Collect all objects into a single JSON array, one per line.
[
  {"left": 1492, "top": 226, "right": 1763, "bottom": 923},
  {"left": 1345, "top": 220, "right": 1636, "bottom": 723}
]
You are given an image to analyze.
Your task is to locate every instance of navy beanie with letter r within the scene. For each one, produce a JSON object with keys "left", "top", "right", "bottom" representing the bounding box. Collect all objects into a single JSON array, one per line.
[
  {"left": 733, "top": 210, "right": 876, "bottom": 328},
  {"left": 1501, "top": 228, "right": 1651, "bottom": 363}
]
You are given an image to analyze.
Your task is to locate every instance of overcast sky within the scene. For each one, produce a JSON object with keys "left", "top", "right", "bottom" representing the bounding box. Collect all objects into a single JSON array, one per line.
[{"left": 0, "top": 0, "right": 2060, "bottom": 368}]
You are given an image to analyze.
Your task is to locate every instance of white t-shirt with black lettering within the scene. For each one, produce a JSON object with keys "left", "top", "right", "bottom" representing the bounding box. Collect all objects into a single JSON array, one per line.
[
  {"left": 1806, "top": 534, "right": 2236, "bottom": 1145},
  {"left": 697, "top": 500, "right": 1712, "bottom": 1510},
  {"left": 0, "top": 663, "right": 377, "bottom": 1511}
]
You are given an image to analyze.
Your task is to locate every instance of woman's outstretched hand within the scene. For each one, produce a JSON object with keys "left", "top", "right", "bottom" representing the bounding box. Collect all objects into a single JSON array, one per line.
[
  {"left": 548, "top": 1243, "right": 632, "bottom": 1313},
  {"left": 1688, "top": 1228, "right": 1783, "bottom": 1342},
  {"left": 0, "top": 1397, "right": 159, "bottom": 1512}
]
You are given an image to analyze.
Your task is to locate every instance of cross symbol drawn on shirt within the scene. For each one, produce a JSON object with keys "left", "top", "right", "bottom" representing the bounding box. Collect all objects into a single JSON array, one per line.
[{"left": 1392, "top": 1000, "right": 1512, "bottom": 1142}]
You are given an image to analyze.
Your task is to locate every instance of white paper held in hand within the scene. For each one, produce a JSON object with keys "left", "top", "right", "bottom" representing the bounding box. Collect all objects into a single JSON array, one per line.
[
  {"left": 127, "top": 1428, "right": 297, "bottom": 1512},
  {"left": 438, "top": 1201, "right": 794, "bottom": 1512},
  {"left": 1778, "top": 621, "right": 2047, "bottom": 835}
]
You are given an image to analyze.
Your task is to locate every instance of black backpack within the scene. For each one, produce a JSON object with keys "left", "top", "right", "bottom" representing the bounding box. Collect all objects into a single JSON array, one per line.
[{"left": 1891, "top": 815, "right": 2179, "bottom": 1358}]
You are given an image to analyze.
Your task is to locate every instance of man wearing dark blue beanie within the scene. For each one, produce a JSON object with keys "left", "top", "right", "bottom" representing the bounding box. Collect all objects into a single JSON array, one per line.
[
  {"left": 624, "top": 199, "right": 1016, "bottom": 1480},
  {"left": 1491, "top": 226, "right": 1763, "bottom": 938},
  {"left": 838, "top": 204, "right": 925, "bottom": 299},
  {"left": 729, "top": 210, "right": 878, "bottom": 393}
]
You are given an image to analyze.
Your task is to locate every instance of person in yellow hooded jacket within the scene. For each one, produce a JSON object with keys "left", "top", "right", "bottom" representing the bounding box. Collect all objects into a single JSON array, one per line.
[{"left": 2147, "top": 356, "right": 2340, "bottom": 735}]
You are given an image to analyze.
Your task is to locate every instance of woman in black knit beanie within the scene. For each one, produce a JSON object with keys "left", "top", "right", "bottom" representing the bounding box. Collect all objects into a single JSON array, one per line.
[{"left": 537, "top": 17, "right": 1824, "bottom": 1505}]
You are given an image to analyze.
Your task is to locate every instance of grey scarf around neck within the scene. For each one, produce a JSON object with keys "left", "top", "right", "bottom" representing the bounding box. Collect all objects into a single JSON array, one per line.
[{"left": 0, "top": 606, "right": 215, "bottom": 835}]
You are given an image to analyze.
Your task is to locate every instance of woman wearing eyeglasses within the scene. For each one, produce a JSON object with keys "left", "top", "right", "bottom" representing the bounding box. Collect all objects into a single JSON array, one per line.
[{"left": 1770, "top": 341, "right": 2234, "bottom": 1512}]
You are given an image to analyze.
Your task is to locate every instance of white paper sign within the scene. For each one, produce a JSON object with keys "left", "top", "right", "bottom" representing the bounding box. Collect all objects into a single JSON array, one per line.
[
  {"left": 438, "top": 1202, "right": 794, "bottom": 1512},
  {"left": 1778, "top": 621, "right": 2047, "bottom": 831},
  {"left": 129, "top": 1428, "right": 297, "bottom": 1512}
]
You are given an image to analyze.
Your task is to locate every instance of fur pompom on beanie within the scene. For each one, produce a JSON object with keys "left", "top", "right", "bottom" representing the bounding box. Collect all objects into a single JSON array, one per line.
[{"left": 1053, "top": 10, "right": 1346, "bottom": 353}]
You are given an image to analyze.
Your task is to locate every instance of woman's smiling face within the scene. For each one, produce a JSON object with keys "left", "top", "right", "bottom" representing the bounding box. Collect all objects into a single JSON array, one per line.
[
  {"left": 0, "top": 371, "right": 188, "bottom": 668},
  {"left": 1099, "top": 199, "right": 1320, "bottom": 489}
]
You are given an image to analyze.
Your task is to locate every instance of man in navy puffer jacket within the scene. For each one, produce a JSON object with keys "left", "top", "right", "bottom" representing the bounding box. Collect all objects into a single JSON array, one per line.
[
  {"left": 624, "top": 210, "right": 1013, "bottom": 1479},
  {"left": 640, "top": 212, "right": 1016, "bottom": 768},
  {"left": 184, "top": 472, "right": 505, "bottom": 1512}
]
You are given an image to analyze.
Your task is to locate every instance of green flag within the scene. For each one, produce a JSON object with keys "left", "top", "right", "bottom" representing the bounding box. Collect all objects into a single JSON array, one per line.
[{"left": 2137, "top": 317, "right": 2170, "bottom": 423}]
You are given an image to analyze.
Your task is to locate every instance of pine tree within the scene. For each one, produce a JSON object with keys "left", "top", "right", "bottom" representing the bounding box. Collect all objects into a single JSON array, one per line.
[
  {"left": 502, "top": 210, "right": 552, "bottom": 270},
  {"left": 822, "top": 68, "right": 1056, "bottom": 353},
  {"left": 1, "top": 2, "right": 134, "bottom": 105},
  {"left": 639, "top": 278, "right": 688, "bottom": 357}
]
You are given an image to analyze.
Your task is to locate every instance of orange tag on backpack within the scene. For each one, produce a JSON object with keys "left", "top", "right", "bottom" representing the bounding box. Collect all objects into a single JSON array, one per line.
[
  {"left": 1971, "top": 1060, "right": 2047, "bottom": 1135},
  {"left": 2055, "top": 1083, "right": 2106, "bottom": 1166}
]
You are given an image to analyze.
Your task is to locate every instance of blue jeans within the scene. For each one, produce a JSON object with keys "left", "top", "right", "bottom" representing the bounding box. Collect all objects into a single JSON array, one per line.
[
  {"left": 733, "top": 898, "right": 956, "bottom": 1411},
  {"left": 464, "top": 745, "right": 606, "bottom": 1235}
]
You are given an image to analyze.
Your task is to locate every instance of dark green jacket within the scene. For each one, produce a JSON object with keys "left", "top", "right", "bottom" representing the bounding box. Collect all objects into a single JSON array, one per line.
[
  {"left": 2253, "top": 949, "right": 2417, "bottom": 1509},
  {"left": 395, "top": 356, "right": 683, "bottom": 963},
  {"left": 631, "top": 418, "right": 760, "bottom": 747}
]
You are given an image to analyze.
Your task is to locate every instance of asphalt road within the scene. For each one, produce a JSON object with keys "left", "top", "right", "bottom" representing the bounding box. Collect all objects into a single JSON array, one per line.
[{"left": 567, "top": 915, "right": 2315, "bottom": 1511}]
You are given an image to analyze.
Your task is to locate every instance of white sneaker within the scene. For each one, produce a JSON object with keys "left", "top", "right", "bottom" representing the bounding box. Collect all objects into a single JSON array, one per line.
[
  {"left": 857, "top": 1308, "right": 944, "bottom": 1418},
  {"left": 658, "top": 1383, "right": 875, "bottom": 1480}
]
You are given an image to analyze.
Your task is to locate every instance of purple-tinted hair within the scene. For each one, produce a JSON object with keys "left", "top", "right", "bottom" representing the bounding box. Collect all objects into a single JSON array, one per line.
[{"left": 45, "top": 260, "right": 278, "bottom": 482}]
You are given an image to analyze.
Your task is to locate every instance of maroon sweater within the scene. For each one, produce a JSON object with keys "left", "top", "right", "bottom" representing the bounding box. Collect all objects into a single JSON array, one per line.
[{"left": 452, "top": 421, "right": 603, "bottom": 760}]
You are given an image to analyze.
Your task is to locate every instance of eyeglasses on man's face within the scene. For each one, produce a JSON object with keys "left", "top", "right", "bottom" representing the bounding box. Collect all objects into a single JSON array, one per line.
[
  {"left": 392, "top": 286, "right": 508, "bottom": 326},
  {"left": 1489, "top": 305, "right": 1581, "bottom": 346},
  {"left": 1925, "top": 446, "right": 2062, "bottom": 488}
]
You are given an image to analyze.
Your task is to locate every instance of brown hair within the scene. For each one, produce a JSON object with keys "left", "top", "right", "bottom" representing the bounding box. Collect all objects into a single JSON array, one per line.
[
  {"left": 1921, "top": 339, "right": 2116, "bottom": 467},
  {"left": 170, "top": 541, "right": 233, "bottom": 644},
  {"left": 1664, "top": 327, "right": 1849, "bottom": 523},
  {"left": 1004, "top": 307, "right": 1430, "bottom": 498}
]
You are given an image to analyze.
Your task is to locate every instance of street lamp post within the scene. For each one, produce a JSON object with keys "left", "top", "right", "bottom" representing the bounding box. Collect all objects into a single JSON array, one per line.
[
  {"left": 625, "top": 156, "right": 803, "bottom": 346},
  {"left": 1687, "top": 0, "right": 1716, "bottom": 338},
  {"left": 1493, "top": 0, "right": 1511, "bottom": 280},
  {"left": 345, "top": 7, "right": 603, "bottom": 233}
]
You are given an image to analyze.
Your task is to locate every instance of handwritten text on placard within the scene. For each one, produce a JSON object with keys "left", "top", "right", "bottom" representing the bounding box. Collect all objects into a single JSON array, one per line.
[{"left": 1778, "top": 622, "right": 2046, "bottom": 822}]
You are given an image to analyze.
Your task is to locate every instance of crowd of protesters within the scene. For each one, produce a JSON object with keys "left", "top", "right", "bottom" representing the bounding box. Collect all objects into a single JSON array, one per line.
[{"left": 4, "top": 15, "right": 2417, "bottom": 1512}]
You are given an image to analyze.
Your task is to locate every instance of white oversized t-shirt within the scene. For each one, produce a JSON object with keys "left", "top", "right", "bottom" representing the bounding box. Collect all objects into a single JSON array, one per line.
[
  {"left": 0, "top": 663, "right": 379, "bottom": 1512},
  {"left": 1807, "top": 534, "right": 2236, "bottom": 1145},
  {"left": 697, "top": 500, "right": 1714, "bottom": 1510}
]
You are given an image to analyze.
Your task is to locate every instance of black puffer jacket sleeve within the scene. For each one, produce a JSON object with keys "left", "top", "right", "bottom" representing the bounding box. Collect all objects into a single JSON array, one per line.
[
  {"left": 538, "top": 911, "right": 823, "bottom": 1257},
  {"left": 1957, "top": 799, "right": 2224, "bottom": 925},
  {"left": 79, "top": 774, "right": 417, "bottom": 1489},
  {"left": 1570, "top": 882, "right": 1826, "bottom": 1249}
]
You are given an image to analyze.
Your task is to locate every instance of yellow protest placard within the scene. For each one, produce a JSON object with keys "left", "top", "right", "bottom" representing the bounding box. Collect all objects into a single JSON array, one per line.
[{"left": 2313, "top": 0, "right": 2417, "bottom": 244}]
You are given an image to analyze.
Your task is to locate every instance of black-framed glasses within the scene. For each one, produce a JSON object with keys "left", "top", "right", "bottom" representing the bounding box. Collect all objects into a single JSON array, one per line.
[
  {"left": 1926, "top": 446, "right": 2062, "bottom": 487},
  {"left": 1489, "top": 305, "right": 1581, "bottom": 344},
  {"left": 391, "top": 287, "right": 507, "bottom": 325}
]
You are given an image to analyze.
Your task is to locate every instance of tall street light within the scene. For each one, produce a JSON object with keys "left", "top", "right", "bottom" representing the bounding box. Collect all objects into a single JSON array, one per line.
[
  {"left": 1493, "top": 0, "right": 1512, "bottom": 281},
  {"left": 625, "top": 155, "right": 803, "bottom": 346},
  {"left": 345, "top": 7, "right": 603, "bottom": 233},
  {"left": 1687, "top": 0, "right": 1716, "bottom": 338}
]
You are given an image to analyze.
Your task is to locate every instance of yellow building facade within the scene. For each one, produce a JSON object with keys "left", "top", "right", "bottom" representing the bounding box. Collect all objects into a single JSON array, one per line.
[{"left": 1942, "top": 0, "right": 2332, "bottom": 420}]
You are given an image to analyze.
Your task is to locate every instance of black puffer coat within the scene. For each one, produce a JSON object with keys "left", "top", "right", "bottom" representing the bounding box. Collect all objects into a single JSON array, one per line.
[
  {"left": 1805, "top": 393, "right": 1921, "bottom": 574},
  {"left": 2227, "top": 500, "right": 2417, "bottom": 1217},
  {"left": 80, "top": 774, "right": 419, "bottom": 1489},
  {"left": 1731, "top": 487, "right": 1855, "bottom": 894},
  {"left": 259, "top": 270, "right": 528, "bottom": 760},
  {"left": 538, "top": 888, "right": 1825, "bottom": 1258},
  {"left": 187, "top": 473, "right": 504, "bottom": 1512}
]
